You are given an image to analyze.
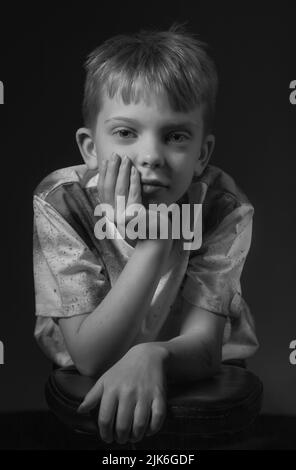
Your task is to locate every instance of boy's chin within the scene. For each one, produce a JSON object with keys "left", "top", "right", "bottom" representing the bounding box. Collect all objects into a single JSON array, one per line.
[
  {"left": 141, "top": 189, "right": 168, "bottom": 206},
  {"left": 142, "top": 188, "right": 189, "bottom": 207}
]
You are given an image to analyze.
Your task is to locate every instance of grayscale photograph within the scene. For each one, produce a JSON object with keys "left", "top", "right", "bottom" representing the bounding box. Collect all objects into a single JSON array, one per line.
[{"left": 0, "top": 3, "right": 295, "bottom": 460}]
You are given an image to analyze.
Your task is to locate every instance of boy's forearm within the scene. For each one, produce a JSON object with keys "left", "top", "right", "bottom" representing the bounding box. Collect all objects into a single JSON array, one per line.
[
  {"left": 147, "top": 332, "right": 222, "bottom": 385},
  {"left": 74, "top": 238, "right": 172, "bottom": 377}
]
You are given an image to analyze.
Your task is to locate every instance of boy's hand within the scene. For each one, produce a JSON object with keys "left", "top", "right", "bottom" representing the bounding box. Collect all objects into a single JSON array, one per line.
[
  {"left": 97, "top": 153, "right": 173, "bottom": 243},
  {"left": 77, "top": 343, "right": 168, "bottom": 444},
  {"left": 97, "top": 153, "right": 142, "bottom": 238}
]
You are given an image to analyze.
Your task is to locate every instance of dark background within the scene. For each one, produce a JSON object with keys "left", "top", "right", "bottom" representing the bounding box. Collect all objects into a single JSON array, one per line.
[{"left": 0, "top": 4, "right": 295, "bottom": 417}]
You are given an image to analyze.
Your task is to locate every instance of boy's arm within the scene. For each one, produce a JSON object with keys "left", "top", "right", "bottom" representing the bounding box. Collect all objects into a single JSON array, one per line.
[
  {"left": 59, "top": 154, "right": 174, "bottom": 377},
  {"left": 78, "top": 201, "right": 253, "bottom": 444},
  {"left": 77, "top": 301, "right": 225, "bottom": 444},
  {"left": 155, "top": 201, "right": 256, "bottom": 383},
  {"left": 59, "top": 235, "right": 172, "bottom": 377},
  {"left": 147, "top": 299, "right": 226, "bottom": 384}
]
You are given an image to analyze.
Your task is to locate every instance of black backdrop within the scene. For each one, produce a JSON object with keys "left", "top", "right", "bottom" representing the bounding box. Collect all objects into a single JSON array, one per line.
[{"left": 0, "top": 5, "right": 295, "bottom": 415}]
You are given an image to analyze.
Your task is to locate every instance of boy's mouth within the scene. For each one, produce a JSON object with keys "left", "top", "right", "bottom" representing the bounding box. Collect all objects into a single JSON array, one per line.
[
  {"left": 141, "top": 179, "right": 169, "bottom": 188},
  {"left": 141, "top": 184, "right": 166, "bottom": 194},
  {"left": 141, "top": 179, "right": 169, "bottom": 194}
]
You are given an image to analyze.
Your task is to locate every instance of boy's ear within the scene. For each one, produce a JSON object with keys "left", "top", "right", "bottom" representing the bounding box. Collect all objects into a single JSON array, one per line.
[
  {"left": 195, "top": 134, "right": 215, "bottom": 174},
  {"left": 76, "top": 128, "right": 98, "bottom": 170}
]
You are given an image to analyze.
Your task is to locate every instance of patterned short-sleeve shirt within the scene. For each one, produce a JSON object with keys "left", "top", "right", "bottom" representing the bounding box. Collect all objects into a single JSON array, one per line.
[{"left": 33, "top": 163, "right": 259, "bottom": 367}]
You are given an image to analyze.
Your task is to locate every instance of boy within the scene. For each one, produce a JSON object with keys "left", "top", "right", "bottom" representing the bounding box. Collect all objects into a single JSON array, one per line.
[{"left": 33, "top": 24, "right": 259, "bottom": 445}]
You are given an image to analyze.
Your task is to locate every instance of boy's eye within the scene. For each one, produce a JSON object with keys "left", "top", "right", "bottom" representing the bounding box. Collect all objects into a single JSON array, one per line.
[
  {"left": 167, "top": 132, "right": 190, "bottom": 143},
  {"left": 113, "top": 129, "right": 135, "bottom": 138},
  {"left": 112, "top": 129, "right": 190, "bottom": 143}
]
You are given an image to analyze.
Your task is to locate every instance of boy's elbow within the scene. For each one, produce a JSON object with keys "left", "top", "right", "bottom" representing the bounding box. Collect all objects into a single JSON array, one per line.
[
  {"left": 198, "top": 341, "right": 222, "bottom": 380},
  {"left": 75, "top": 362, "right": 98, "bottom": 378},
  {"left": 73, "top": 353, "right": 112, "bottom": 378},
  {"left": 61, "top": 319, "right": 106, "bottom": 378}
]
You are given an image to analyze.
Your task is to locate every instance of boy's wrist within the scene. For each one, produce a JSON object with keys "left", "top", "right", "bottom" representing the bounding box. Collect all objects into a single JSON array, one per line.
[
  {"left": 131, "top": 342, "right": 171, "bottom": 372},
  {"left": 136, "top": 234, "right": 173, "bottom": 253}
]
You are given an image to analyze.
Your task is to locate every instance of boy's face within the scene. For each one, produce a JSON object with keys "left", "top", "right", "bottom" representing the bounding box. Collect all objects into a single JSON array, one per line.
[{"left": 77, "top": 86, "right": 215, "bottom": 207}]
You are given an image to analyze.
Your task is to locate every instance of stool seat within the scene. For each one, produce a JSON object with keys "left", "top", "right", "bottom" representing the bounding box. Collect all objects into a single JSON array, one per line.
[{"left": 45, "top": 364, "right": 263, "bottom": 439}]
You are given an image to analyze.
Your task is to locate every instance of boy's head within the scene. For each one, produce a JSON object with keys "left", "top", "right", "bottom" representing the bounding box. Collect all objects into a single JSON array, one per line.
[{"left": 77, "top": 23, "right": 218, "bottom": 206}]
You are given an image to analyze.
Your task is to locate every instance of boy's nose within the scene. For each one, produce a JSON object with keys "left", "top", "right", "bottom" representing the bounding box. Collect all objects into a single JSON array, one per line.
[{"left": 137, "top": 149, "right": 165, "bottom": 169}]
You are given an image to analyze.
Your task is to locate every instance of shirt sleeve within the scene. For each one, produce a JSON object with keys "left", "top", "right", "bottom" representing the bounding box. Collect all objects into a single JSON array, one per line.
[
  {"left": 33, "top": 195, "right": 110, "bottom": 319},
  {"left": 181, "top": 202, "right": 254, "bottom": 319}
]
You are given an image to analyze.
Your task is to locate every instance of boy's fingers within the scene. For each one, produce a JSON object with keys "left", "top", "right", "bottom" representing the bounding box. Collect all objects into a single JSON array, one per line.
[
  {"left": 146, "top": 395, "right": 166, "bottom": 437},
  {"left": 104, "top": 153, "right": 121, "bottom": 205},
  {"left": 130, "top": 400, "right": 151, "bottom": 443},
  {"left": 98, "top": 391, "right": 118, "bottom": 443},
  {"left": 114, "top": 395, "right": 135, "bottom": 444},
  {"left": 127, "top": 166, "right": 142, "bottom": 206},
  {"left": 77, "top": 381, "right": 104, "bottom": 413},
  {"left": 97, "top": 159, "right": 108, "bottom": 201},
  {"left": 114, "top": 155, "right": 132, "bottom": 202}
]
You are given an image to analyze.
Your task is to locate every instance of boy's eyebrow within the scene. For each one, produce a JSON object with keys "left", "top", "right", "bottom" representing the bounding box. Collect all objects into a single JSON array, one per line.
[{"left": 105, "top": 117, "right": 200, "bottom": 129}]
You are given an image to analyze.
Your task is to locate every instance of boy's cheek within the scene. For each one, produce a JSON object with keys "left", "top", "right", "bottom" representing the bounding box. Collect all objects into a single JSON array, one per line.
[
  {"left": 95, "top": 136, "right": 125, "bottom": 161},
  {"left": 176, "top": 170, "right": 195, "bottom": 190},
  {"left": 94, "top": 140, "right": 113, "bottom": 166}
]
